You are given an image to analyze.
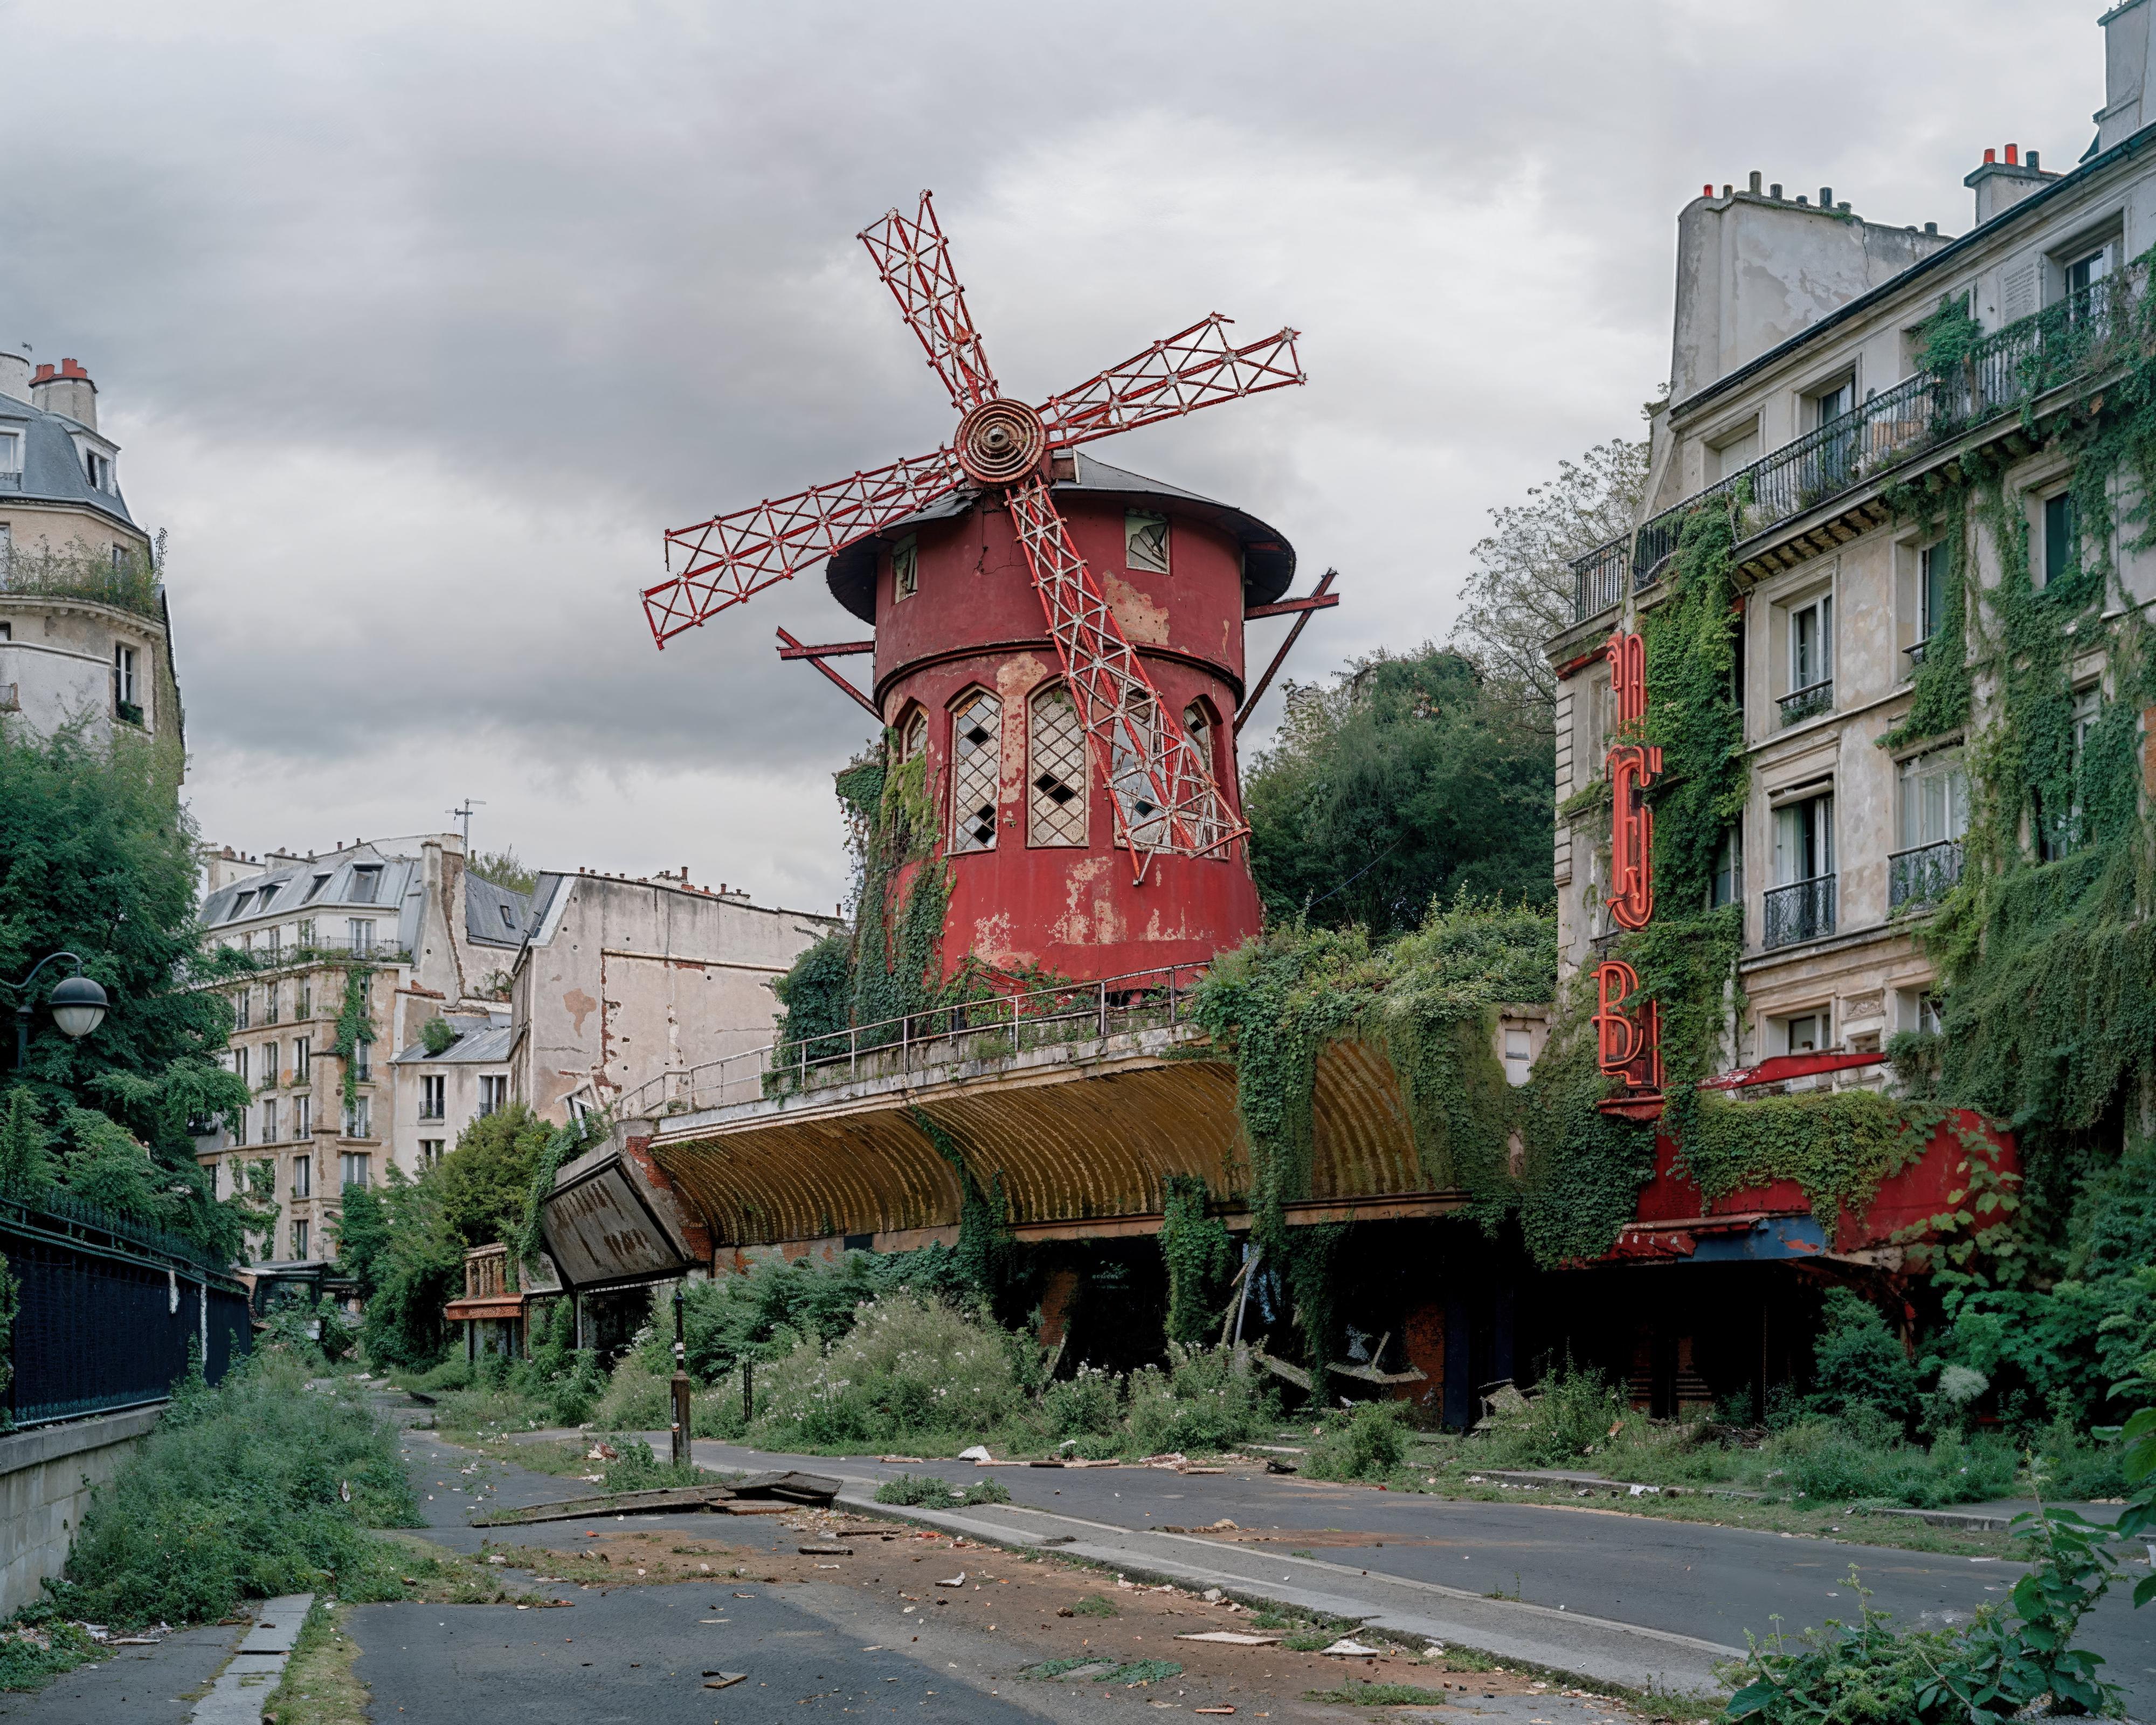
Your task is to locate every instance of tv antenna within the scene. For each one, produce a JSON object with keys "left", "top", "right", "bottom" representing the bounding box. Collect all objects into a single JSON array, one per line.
[{"left": 450, "top": 798, "right": 486, "bottom": 848}]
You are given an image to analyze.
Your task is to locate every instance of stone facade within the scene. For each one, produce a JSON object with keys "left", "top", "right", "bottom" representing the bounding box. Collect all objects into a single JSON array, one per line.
[{"left": 1549, "top": 1, "right": 2156, "bottom": 1075}]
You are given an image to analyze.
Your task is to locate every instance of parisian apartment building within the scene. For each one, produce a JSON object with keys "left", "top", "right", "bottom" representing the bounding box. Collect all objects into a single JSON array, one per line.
[
  {"left": 0, "top": 351, "right": 184, "bottom": 766},
  {"left": 1545, "top": 0, "right": 2156, "bottom": 1077},
  {"left": 196, "top": 837, "right": 529, "bottom": 1262}
]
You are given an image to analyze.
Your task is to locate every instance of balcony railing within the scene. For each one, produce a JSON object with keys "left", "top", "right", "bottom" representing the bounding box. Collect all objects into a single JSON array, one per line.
[
  {"left": 1904, "top": 639, "right": 1931, "bottom": 670},
  {"left": 1889, "top": 838, "right": 1964, "bottom": 910},
  {"left": 1566, "top": 266, "right": 2145, "bottom": 622},
  {"left": 1778, "top": 679, "right": 1833, "bottom": 726},
  {"left": 610, "top": 961, "right": 1210, "bottom": 1120},
  {"left": 1763, "top": 875, "right": 1836, "bottom": 949}
]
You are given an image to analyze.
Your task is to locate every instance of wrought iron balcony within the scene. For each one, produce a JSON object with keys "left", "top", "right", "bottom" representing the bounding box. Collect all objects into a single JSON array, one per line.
[
  {"left": 1565, "top": 266, "right": 2144, "bottom": 623},
  {"left": 1763, "top": 875, "right": 1836, "bottom": 949},
  {"left": 1889, "top": 838, "right": 1963, "bottom": 910},
  {"left": 1778, "top": 679, "right": 1833, "bottom": 725}
]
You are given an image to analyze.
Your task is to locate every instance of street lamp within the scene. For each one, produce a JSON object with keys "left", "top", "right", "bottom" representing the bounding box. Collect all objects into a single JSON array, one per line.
[{"left": 6, "top": 953, "right": 110, "bottom": 1071}]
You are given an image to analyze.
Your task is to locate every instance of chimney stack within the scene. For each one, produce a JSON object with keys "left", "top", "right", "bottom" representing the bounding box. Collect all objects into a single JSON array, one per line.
[
  {"left": 1965, "top": 142, "right": 2061, "bottom": 226},
  {"left": 2097, "top": 0, "right": 2155, "bottom": 154},
  {"left": 30, "top": 357, "right": 97, "bottom": 431},
  {"left": 0, "top": 351, "right": 27, "bottom": 404}
]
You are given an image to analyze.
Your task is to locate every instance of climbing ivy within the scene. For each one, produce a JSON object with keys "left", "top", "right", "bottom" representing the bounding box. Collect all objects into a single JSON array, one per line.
[
  {"left": 1158, "top": 1175, "right": 1232, "bottom": 1346},
  {"left": 331, "top": 963, "right": 375, "bottom": 1115},
  {"left": 907, "top": 1108, "right": 1015, "bottom": 1311}
]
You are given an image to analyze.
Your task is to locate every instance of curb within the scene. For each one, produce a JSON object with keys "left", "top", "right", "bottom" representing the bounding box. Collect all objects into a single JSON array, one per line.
[{"left": 188, "top": 1593, "right": 314, "bottom": 1724}]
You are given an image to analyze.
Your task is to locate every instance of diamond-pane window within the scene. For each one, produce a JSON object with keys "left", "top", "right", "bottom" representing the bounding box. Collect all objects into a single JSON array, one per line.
[
  {"left": 949, "top": 690, "right": 1000, "bottom": 853},
  {"left": 1028, "top": 686, "right": 1088, "bottom": 846},
  {"left": 893, "top": 535, "right": 919, "bottom": 601},
  {"left": 1125, "top": 510, "right": 1170, "bottom": 575},
  {"left": 1183, "top": 701, "right": 1226, "bottom": 855},
  {"left": 1110, "top": 692, "right": 1168, "bottom": 847}
]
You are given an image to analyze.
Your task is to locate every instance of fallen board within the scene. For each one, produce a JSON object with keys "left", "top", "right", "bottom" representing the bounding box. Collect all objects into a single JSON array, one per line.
[
  {"left": 733, "top": 1469, "right": 842, "bottom": 1505},
  {"left": 472, "top": 1485, "right": 737, "bottom": 1527}
]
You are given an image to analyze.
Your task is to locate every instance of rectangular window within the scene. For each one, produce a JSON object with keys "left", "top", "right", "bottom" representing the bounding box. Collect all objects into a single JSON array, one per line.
[
  {"left": 264, "top": 979, "right": 280, "bottom": 1024},
  {"left": 293, "top": 1094, "right": 310, "bottom": 1138},
  {"left": 296, "top": 979, "right": 312, "bottom": 1018},
  {"left": 1781, "top": 1011, "right": 1829, "bottom": 1054},
  {"left": 232, "top": 1044, "right": 249, "bottom": 1086},
  {"left": 0, "top": 430, "right": 20, "bottom": 475},
  {"left": 340, "top": 1151, "right": 370, "bottom": 1190},
  {"left": 1773, "top": 795, "right": 1834, "bottom": 884},
  {"left": 1791, "top": 596, "right": 1832, "bottom": 691},
  {"left": 1898, "top": 750, "right": 1970, "bottom": 849},
  {"left": 113, "top": 642, "right": 137, "bottom": 705},
  {"left": 233, "top": 989, "right": 250, "bottom": 1031},
  {"left": 479, "top": 1074, "right": 507, "bottom": 1116},
  {"left": 1710, "top": 826, "right": 1743, "bottom": 907},
  {"left": 292, "top": 1218, "right": 309, "bottom": 1260},
  {"left": 344, "top": 1096, "right": 371, "bottom": 1138},
  {"left": 891, "top": 535, "right": 918, "bottom": 601},
  {"left": 2065, "top": 243, "right": 2112, "bottom": 300},
  {"left": 259, "top": 1041, "right": 278, "bottom": 1089},
  {"left": 1124, "top": 510, "right": 1170, "bottom": 575},
  {"left": 420, "top": 1074, "right": 446, "bottom": 1120},
  {"left": 348, "top": 919, "right": 375, "bottom": 956},
  {"left": 301, "top": 873, "right": 331, "bottom": 905},
  {"left": 1811, "top": 378, "right": 1854, "bottom": 427},
  {"left": 420, "top": 1139, "right": 445, "bottom": 1168},
  {"left": 353, "top": 1038, "right": 372, "bottom": 1082},
  {"left": 231, "top": 1108, "right": 247, "bottom": 1148},
  {"left": 293, "top": 1034, "right": 310, "bottom": 1080},
  {"left": 2043, "top": 491, "right": 2077, "bottom": 589},
  {"left": 260, "top": 1098, "right": 277, "bottom": 1142},
  {"left": 348, "top": 865, "right": 383, "bottom": 905},
  {"left": 292, "top": 1153, "right": 311, "bottom": 1197},
  {"left": 296, "top": 917, "right": 314, "bottom": 947},
  {"left": 1919, "top": 542, "right": 1949, "bottom": 642}
]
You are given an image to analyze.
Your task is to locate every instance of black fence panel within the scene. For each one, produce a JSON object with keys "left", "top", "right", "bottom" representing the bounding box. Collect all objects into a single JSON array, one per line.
[{"left": 2, "top": 1195, "right": 252, "bottom": 1428}]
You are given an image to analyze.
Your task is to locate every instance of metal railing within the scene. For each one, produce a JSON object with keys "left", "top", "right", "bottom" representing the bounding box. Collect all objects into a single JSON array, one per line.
[
  {"left": 1567, "top": 266, "right": 2145, "bottom": 622},
  {"left": 1, "top": 1183, "right": 252, "bottom": 1427},
  {"left": 1763, "top": 875, "right": 1837, "bottom": 949},
  {"left": 1904, "top": 639, "right": 1931, "bottom": 670},
  {"left": 1889, "top": 839, "right": 1964, "bottom": 910},
  {"left": 1778, "top": 679, "right": 1834, "bottom": 726},
  {"left": 611, "top": 961, "right": 1211, "bottom": 1121}
]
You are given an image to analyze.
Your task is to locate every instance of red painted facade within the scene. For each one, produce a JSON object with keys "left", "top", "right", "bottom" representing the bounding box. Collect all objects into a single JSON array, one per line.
[{"left": 861, "top": 486, "right": 1266, "bottom": 981}]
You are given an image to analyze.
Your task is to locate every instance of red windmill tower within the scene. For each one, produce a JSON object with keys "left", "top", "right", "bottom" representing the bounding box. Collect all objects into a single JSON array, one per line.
[{"left": 642, "top": 191, "right": 1331, "bottom": 982}]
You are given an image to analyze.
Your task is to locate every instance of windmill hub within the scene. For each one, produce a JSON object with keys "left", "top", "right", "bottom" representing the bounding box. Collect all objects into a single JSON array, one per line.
[{"left": 955, "top": 397, "right": 1046, "bottom": 485}]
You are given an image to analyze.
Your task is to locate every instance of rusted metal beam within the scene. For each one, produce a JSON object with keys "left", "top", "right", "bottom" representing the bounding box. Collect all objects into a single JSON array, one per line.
[
  {"left": 775, "top": 627, "right": 881, "bottom": 718},
  {"left": 1235, "top": 567, "right": 1338, "bottom": 735},
  {"left": 1243, "top": 592, "right": 1342, "bottom": 622},
  {"left": 777, "top": 638, "right": 875, "bottom": 659}
]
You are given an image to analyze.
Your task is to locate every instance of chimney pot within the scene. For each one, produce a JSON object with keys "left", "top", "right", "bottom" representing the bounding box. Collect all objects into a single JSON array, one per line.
[
  {"left": 1925, "top": 220, "right": 1939, "bottom": 234},
  {"left": 59, "top": 357, "right": 87, "bottom": 378},
  {"left": 33, "top": 364, "right": 53, "bottom": 383},
  {"left": 1819, "top": 186, "right": 1833, "bottom": 207},
  {"left": 1796, "top": 195, "right": 1809, "bottom": 205},
  {"left": 1703, "top": 183, "right": 1713, "bottom": 197},
  {"left": 1984, "top": 148, "right": 1996, "bottom": 164},
  {"left": 2005, "top": 143, "right": 2019, "bottom": 165},
  {"left": 2028, "top": 149, "right": 2040, "bottom": 171},
  {"left": 1749, "top": 170, "right": 1763, "bottom": 194},
  {"left": 1721, "top": 184, "right": 1732, "bottom": 198},
  {"left": 1770, "top": 182, "right": 1782, "bottom": 199}
]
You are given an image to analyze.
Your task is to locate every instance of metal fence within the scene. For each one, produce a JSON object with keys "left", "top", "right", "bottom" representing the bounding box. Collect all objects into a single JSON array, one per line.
[
  {"left": 2, "top": 1186, "right": 252, "bottom": 1429},
  {"left": 611, "top": 961, "right": 1210, "bottom": 1122},
  {"left": 1568, "top": 266, "right": 2146, "bottom": 622},
  {"left": 1889, "top": 839, "right": 1964, "bottom": 910}
]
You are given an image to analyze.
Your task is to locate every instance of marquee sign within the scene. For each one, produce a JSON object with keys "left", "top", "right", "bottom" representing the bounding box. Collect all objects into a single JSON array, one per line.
[{"left": 1594, "top": 627, "right": 1664, "bottom": 1117}]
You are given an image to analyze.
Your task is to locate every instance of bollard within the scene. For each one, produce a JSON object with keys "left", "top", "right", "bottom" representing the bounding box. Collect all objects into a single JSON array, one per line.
[{"left": 671, "top": 1286, "right": 692, "bottom": 1468}]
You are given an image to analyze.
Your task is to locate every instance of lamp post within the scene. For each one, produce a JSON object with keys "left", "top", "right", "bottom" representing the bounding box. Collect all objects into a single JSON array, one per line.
[
  {"left": 671, "top": 1284, "right": 692, "bottom": 1470},
  {"left": 6, "top": 953, "right": 109, "bottom": 1071}
]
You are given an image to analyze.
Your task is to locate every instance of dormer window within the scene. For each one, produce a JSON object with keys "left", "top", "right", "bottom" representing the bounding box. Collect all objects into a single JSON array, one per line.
[
  {"left": 498, "top": 903, "right": 516, "bottom": 930},
  {"left": 302, "top": 871, "right": 332, "bottom": 903},
  {"left": 348, "top": 865, "right": 383, "bottom": 905},
  {"left": 255, "top": 882, "right": 281, "bottom": 912},
  {"left": 227, "top": 891, "right": 255, "bottom": 922},
  {"left": 0, "top": 430, "right": 20, "bottom": 476},
  {"left": 83, "top": 449, "right": 110, "bottom": 492}
]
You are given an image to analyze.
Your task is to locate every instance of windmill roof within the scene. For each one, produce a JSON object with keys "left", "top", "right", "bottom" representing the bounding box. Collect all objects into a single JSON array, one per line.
[{"left": 824, "top": 450, "right": 1296, "bottom": 624}]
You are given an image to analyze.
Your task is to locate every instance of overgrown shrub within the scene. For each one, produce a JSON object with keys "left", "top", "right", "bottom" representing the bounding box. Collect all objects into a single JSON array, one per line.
[
  {"left": 1471, "top": 1361, "right": 1627, "bottom": 1467},
  {"left": 1042, "top": 1365, "right": 1122, "bottom": 1438},
  {"left": 51, "top": 1355, "right": 418, "bottom": 1627},
  {"left": 594, "top": 1437, "right": 704, "bottom": 1492},
  {"left": 1306, "top": 1402, "right": 1409, "bottom": 1480},
  {"left": 874, "top": 1473, "right": 1011, "bottom": 1508},
  {"left": 1124, "top": 1343, "right": 1273, "bottom": 1454},
  {"left": 591, "top": 1354, "right": 674, "bottom": 1434},
  {"left": 749, "top": 1294, "right": 1035, "bottom": 1450},
  {"left": 1809, "top": 1289, "right": 1920, "bottom": 1431}
]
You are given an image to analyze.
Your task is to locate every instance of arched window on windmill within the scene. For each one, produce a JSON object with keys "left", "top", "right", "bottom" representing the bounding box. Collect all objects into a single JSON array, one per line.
[
  {"left": 1028, "top": 684, "right": 1088, "bottom": 846},
  {"left": 895, "top": 703, "right": 928, "bottom": 765},
  {"left": 1109, "top": 690, "right": 1168, "bottom": 849},
  {"left": 1182, "top": 698, "right": 1226, "bottom": 855},
  {"left": 948, "top": 688, "right": 1000, "bottom": 854}
]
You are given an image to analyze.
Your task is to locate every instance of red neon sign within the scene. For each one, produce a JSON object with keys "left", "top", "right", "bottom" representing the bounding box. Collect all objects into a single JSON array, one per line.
[{"left": 1595, "top": 627, "right": 1662, "bottom": 1112}]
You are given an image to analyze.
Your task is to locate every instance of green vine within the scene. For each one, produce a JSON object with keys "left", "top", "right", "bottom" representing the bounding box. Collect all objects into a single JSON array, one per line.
[
  {"left": 908, "top": 1108, "right": 1012, "bottom": 1308},
  {"left": 331, "top": 964, "right": 376, "bottom": 1115},
  {"left": 1158, "top": 1175, "right": 1232, "bottom": 1346}
]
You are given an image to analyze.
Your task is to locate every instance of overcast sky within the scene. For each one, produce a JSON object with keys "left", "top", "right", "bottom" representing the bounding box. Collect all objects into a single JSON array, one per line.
[{"left": 0, "top": 0, "right": 2104, "bottom": 911}]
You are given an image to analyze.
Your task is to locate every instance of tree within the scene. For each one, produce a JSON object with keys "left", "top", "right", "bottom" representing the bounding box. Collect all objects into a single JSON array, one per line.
[
  {"left": 1242, "top": 647, "right": 1554, "bottom": 936},
  {"left": 1449, "top": 438, "right": 1649, "bottom": 726},
  {"left": 468, "top": 848, "right": 536, "bottom": 895},
  {"left": 434, "top": 1103, "right": 552, "bottom": 1247},
  {"left": 0, "top": 726, "right": 252, "bottom": 1253}
]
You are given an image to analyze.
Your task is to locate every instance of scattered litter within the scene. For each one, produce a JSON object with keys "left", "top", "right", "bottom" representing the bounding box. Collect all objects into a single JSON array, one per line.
[
  {"left": 1196, "top": 1709, "right": 1236, "bottom": 1716},
  {"left": 1174, "top": 1632, "right": 1279, "bottom": 1646},
  {"left": 587, "top": 1443, "right": 619, "bottom": 1462},
  {"left": 797, "top": 1544, "right": 852, "bottom": 1556},
  {"left": 935, "top": 1572, "right": 967, "bottom": 1589},
  {"left": 879, "top": 1455, "right": 925, "bottom": 1465},
  {"left": 702, "top": 1672, "right": 747, "bottom": 1689},
  {"left": 958, "top": 1445, "right": 993, "bottom": 1462},
  {"left": 1321, "top": 1638, "right": 1382, "bottom": 1657},
  {"left": 1138, "top": 1452, "right": 1188, "bottom": 1468},
  {"left": 1208, "top": 1521, "right": 1238, "bottom": 1532}
]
